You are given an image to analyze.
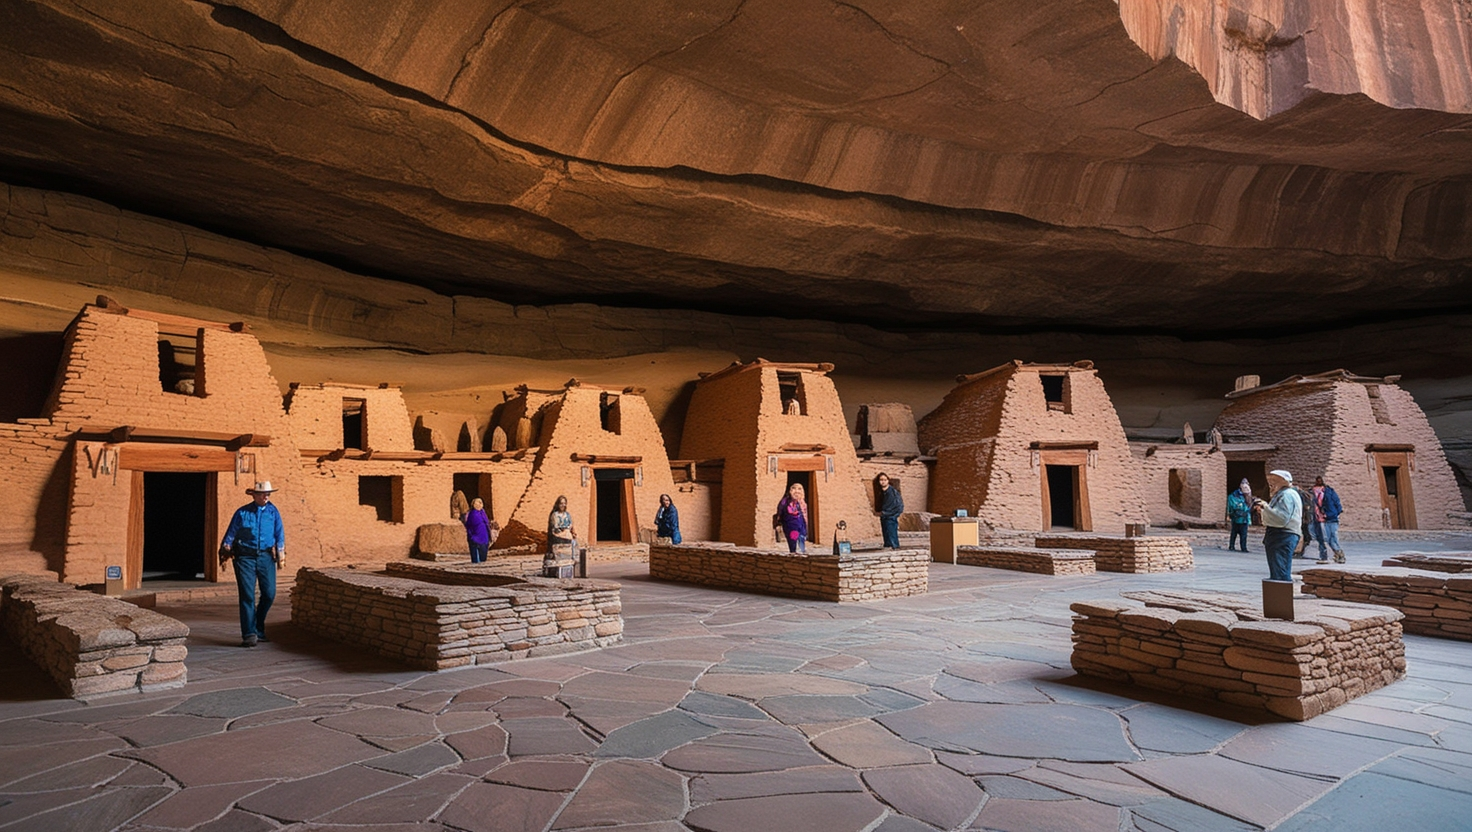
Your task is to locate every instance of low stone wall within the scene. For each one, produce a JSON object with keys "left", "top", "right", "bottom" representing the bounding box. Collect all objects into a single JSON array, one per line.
[
  {"left": 955, "top": 546, "right": 1096, "bottom": 576},
  {"left": 1070, "top": 590, "right": 1405, "bottom": 720},
  {"left": 0, "top": 574, "right": 189, "bottom": 699},
  {"left": 1303, "top": 566, "right": 1472, "bottom": 641},
  {"left": 290, "top": 567, "right": 622, "bottom": 670},
  {"left": 1379, "top": 553, "right": 1472, "bottom": 574},
  {"left": 1036, "top": 535, "right": 1194, "bottom": 573},
  {"left": 648, "top": 544, "right": 929, "bottom": 602}
]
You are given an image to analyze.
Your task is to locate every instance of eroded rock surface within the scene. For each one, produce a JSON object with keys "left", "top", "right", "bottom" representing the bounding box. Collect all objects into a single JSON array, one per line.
[{"left": 0, "top": 0, "right": 1468, "bottom": 332}]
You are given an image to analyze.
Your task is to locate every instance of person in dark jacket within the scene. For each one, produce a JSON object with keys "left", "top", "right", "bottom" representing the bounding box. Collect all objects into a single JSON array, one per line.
[
  {"left": 1309, "top": 476, "right": 1346, "bottom": 563},
  {"left": 776, "top": 482, "right": 809, "bottom": 553},
  {"left": 655, "top": 493, "right": 682, "bottom": 544},
  {"left": 1226, "top": 479, "right": 1253, "bottom": 552},
  {"left": 876, "top": 473, "right": 904, "bottom": 549}
]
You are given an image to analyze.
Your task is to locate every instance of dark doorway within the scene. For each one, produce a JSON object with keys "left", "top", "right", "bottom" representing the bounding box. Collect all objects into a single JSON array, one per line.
[
  {"left": 593, "top": 468, "right": 635, "bottom": 542},
  {"left": 1045, "top": 465, "right": 1077, "bottom": 529},
  {"left": 342, "top": 398, "right": 366, "bottom": 449},
  {"left": 1226, "top": 461, "right": 1269, "bottom": 514},
  {"left": 785, "top": 470, "right": 819, "bottom": 544},
  {"left": 453, "top": 473, "right": 482, "bottom": 504},
  {"left": 142, "top": 472, "right": 208, "bottom": 581}
]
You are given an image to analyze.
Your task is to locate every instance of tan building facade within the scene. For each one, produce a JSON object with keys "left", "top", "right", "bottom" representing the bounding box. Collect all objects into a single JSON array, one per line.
[
  {"left": 1213, "top": 370, "right": 1464, "bottom": 529},
  {"left": 494, "top": 382, "right": 678, "bottom": 550},
  {"left": 918, "top": 360, "right": 1147, "bottom": 533},
  {"left": 1130, "top": 441, "right": 1228, "bottom": 528},
  {"left": 678, "top": 360, "right": 881, "bottom": 548}
]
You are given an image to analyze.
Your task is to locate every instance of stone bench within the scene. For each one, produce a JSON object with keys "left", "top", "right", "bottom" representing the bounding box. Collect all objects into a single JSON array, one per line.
[
  {"left": 1070, "top": 589, "right": 1405, "bottom": 721},
  {"left": 955, "top": 545, "right": 1096, "bottom": 576},
  {"left": 290, "top": 566, "right": 622, "bottom": 670},
  {"left": 648, "top": 544, "right": 929, "bottom": 602},
  {"left": 1302, "top": 566, "right": 1472, "bottom": 641},
  {"left": 1036, "top": 535, "right": 1194, "bottom": 573},
  {"left": 0, "top": 574, "right": 189, "bottom": 699},
  {"left": 1378, "top": 552, "right": 1472, "bottom": 574}
]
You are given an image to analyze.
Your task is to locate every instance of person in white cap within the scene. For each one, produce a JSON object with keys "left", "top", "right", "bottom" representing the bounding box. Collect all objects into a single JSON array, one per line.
[
  {"left": 1254, "top": 470, "right": 1301, "bottom": 582},
  {"left": 220, "top": 481, "right": 285, "bottom": 647}
]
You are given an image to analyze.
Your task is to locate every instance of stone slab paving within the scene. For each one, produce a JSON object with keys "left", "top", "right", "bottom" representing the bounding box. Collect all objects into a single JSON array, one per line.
[{"left": 2, "top": 535, "right": 1472, "bottom": 829}]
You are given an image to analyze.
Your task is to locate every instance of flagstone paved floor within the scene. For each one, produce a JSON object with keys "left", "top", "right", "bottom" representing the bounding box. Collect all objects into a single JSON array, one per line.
[{"left": 3, "top": 535, "right": 1472, "bottom": 831}]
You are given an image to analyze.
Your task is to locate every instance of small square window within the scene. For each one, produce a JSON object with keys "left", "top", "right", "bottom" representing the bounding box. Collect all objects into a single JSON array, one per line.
[
  {"left": 1040, "top": 375, "right": 1069, "bottom": 413},
  {"left": 359, "top": 475, "right": 402, "bottom": 522}
]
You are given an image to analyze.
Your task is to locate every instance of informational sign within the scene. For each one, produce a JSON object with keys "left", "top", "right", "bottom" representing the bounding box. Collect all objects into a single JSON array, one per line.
[{"left": 104, "top": 565, "right": 124, "bottom": 596}]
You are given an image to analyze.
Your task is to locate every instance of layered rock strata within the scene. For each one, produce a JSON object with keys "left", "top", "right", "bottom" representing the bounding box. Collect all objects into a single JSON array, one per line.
[
  {"left": 1070, "top": 591, "right": 1406, "bottom": 720},
  {"left": 1035, "top": 535, "right": 1195, "bottom": 572},
  {"left": 0, "top": 574, "right": 188, "bottom": 698},
  {"left": 648, "top": 544, "right": 928, "bottom": 602},
  {"left": 289, "top": 566, "right": 622, "bottom": 669},
  {"left": 1303, "top": 565, "right": 1472, "bottom": 640}
]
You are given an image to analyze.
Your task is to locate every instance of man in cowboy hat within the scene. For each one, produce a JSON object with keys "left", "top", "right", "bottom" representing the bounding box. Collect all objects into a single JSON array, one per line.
[{"left": 220, "top": 481, "right": 286, "bottom": 647}]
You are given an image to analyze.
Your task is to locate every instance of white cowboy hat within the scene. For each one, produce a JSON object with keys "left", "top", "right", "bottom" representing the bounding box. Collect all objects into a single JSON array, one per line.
[{"left": 246, "top": 480, "right": 278, "bottom": 494}]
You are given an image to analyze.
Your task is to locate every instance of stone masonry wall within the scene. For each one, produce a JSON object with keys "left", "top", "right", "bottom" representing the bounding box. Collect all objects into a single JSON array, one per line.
[
  {"left": 920, "top": 365, "right": 1148, "bottom": 532},
  {"left": 955, "top": 545, "right": 1096, "bottom": 576},
  {"left": 1070, "top": 593, "right": 1406, "bottom": 720},
  {"left": 45, "top": 308, "right": 322, "bottom": 583},
  {"left": 648, "top": 543, "right": 928, "bottom": 602},
  {"left": 1215, "top": 379, "right": 1463, "bottom": 529},
  {"left": 498, "top": 386, "right": 678, "bottom": 550},
  {"left": 677, "top": 366, "right": 764, "bottom": 545},
  {"left": 285, "top": 383, "right": 415, "bottom": 452},
  {"left": 857, "top": 458, "right": 930, "bottom": 516},
  {"left": 290, "top": 567, "right": 622, "bottom": 669},
  {"left": 1302, "top": 566, "right": 1472, "bottom": 641},
  {"left": 1131, "top": 443, "right": 1228, "bottom": 528},
  {"left": 1, "top": 573, "right": 188, "bottom": 698},
  {"left": 1036, "top": 535, "right": 1194, "bottom": 573}
]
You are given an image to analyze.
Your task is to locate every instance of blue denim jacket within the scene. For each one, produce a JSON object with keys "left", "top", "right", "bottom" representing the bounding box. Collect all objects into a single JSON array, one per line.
[{"left": 223, "top": 502, "right": 284, "bottom": 552}]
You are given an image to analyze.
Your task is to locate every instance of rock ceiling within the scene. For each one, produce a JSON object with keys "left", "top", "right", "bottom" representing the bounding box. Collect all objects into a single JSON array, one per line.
[{"left": 0, "top": 0, "right": 1470, "bottom": 333}]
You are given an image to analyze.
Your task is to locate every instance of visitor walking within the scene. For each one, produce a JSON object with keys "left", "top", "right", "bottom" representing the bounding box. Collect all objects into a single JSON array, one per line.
[
  {"left": 655, "top": 493, "right": 682, "bottom": 544},
  {"left": 876, "top": 473, "right": 904, "bottom": 549},
  {"left": 219, "top": 481, "right": 285, "bottom": 648},
  {"left": 776, "top": 482, "right": 809, "bottom": 553},
  {"left": 463, "top": 497, "right": 496, "bottom": 564},
  {"left": 1227, "top": 478, "right": 1253, "bottom": 552},
  {"left": 1255, "top": 470, "right": 1302, "bottom": 582},
  {"left": 1310, "top": 476, "right": 1346, "bottom": 563}
]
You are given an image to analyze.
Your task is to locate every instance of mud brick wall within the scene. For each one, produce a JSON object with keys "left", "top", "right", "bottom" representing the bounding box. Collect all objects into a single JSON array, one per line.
[
  {"left": 0, "top": 574, "right": 188, "bottom": 699},
  {"left": 1036, "top": 535, "right": 1194, "bottom": 573},
  {"left": 955, "top": 545, "right": 1096, "bottom": 576},
  {"left": 1130, "top": 443, "right": 1228, "bottom": 528},
  {"left": 1070, "top": 595, "right": 1406, "bottom": 721},
  {"left": 1302, "top": 566, "right": 1472, "bottom": 641},
  {"left": 285, "top": 384, "right": 415, "bottom": 452},
  {"left": 679, "top": 364, "right": 881, "bottom": 548},
  {"left": 857, "top": 457, "right": 930, "bottom": 516},
  {"left": 648, "top": 544, "right": 928, "bottom": 602},
  {"left": 919, "top": 364, "right": 1148, "bottom": 532},
  {"left": 1214, "top": 380, "right": 1463, "bottom": 529},
  {"left": 290, "top": 567, "right": 623, "bottom": 669}
]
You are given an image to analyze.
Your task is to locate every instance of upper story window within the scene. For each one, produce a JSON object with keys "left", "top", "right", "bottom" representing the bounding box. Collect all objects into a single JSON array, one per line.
[
  {"left": 343, "top": 398, "right": 367, "bottom": 449},
  {"left": 777, "top": 371, "right": 806, "bottom": 416},
  {"left": 1040, "top": 374, "right": 1070, "bottom": 413},
  {"left": 158, "top": 328, "right": 203, "bottom": 396},
  {"left": 600, "top": 392, "right": 623, "bottom": 434},
  {"left": 1366, "top": 385, "right": 1394, "bottom": 425}
]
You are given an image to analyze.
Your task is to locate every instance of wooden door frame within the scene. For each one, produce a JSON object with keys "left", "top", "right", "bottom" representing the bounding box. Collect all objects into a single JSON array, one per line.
[
  {"left": 1039, "top": 450, "right": 1092, "bottom": 531},
  {"left": 120, "top": 444, "right": 234, "bottom": 589},
  {"left": 588, "top": 466, "right": 637, "bottom": 543},
  {"left": 1374, "top": 452, "right": 1417, "bottom": 530}
]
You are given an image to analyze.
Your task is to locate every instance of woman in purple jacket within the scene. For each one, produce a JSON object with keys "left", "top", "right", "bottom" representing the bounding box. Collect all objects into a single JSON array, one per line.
[
  {"left": 463, "top": 497, "right": 497, "bottom": 564},
  {"left": 776, "top": 482, "right": 809, "bottom": 553}
]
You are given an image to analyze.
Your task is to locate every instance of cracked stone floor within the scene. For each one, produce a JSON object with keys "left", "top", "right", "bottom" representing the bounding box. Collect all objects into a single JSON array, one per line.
[{"left": 3, "top": 536, "right": 1472, "bottom": 831}]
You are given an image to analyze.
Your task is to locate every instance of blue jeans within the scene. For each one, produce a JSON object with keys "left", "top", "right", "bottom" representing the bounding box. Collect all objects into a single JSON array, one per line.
[
  {"left": 786, "top": 534, "right": 806, "bottom": 553},
  {"left": 881, "top": 516, "right": 900, "bottom": 549},
  {"left": 469, "top": 542, "right": 488, "bottom": 563},
  {"left": 234, "top": 549, "right": 277, "bottom": 639},
  {"left": 1263, "top": 527, "right": 1298, "bottom": 582},
  {"left": 1310, "top": 520, "right": 1342, "bottom": 559},
  {"left": 1229, "top": 522, "right": 1249, "bottom": 552}
]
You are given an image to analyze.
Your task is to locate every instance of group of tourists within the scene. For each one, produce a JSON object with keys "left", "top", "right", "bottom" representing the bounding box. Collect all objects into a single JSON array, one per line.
[
  {"left": 1229, "top": 471, "right": 1346, "bottom": 582},
  {"left": 217, "top": 470, "right": 911, "bottom": 647}
]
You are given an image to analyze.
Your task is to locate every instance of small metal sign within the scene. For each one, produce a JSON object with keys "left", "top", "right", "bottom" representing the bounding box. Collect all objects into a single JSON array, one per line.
[{"left": 106, "top": 565, "right": 122, "bottom": 579}]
